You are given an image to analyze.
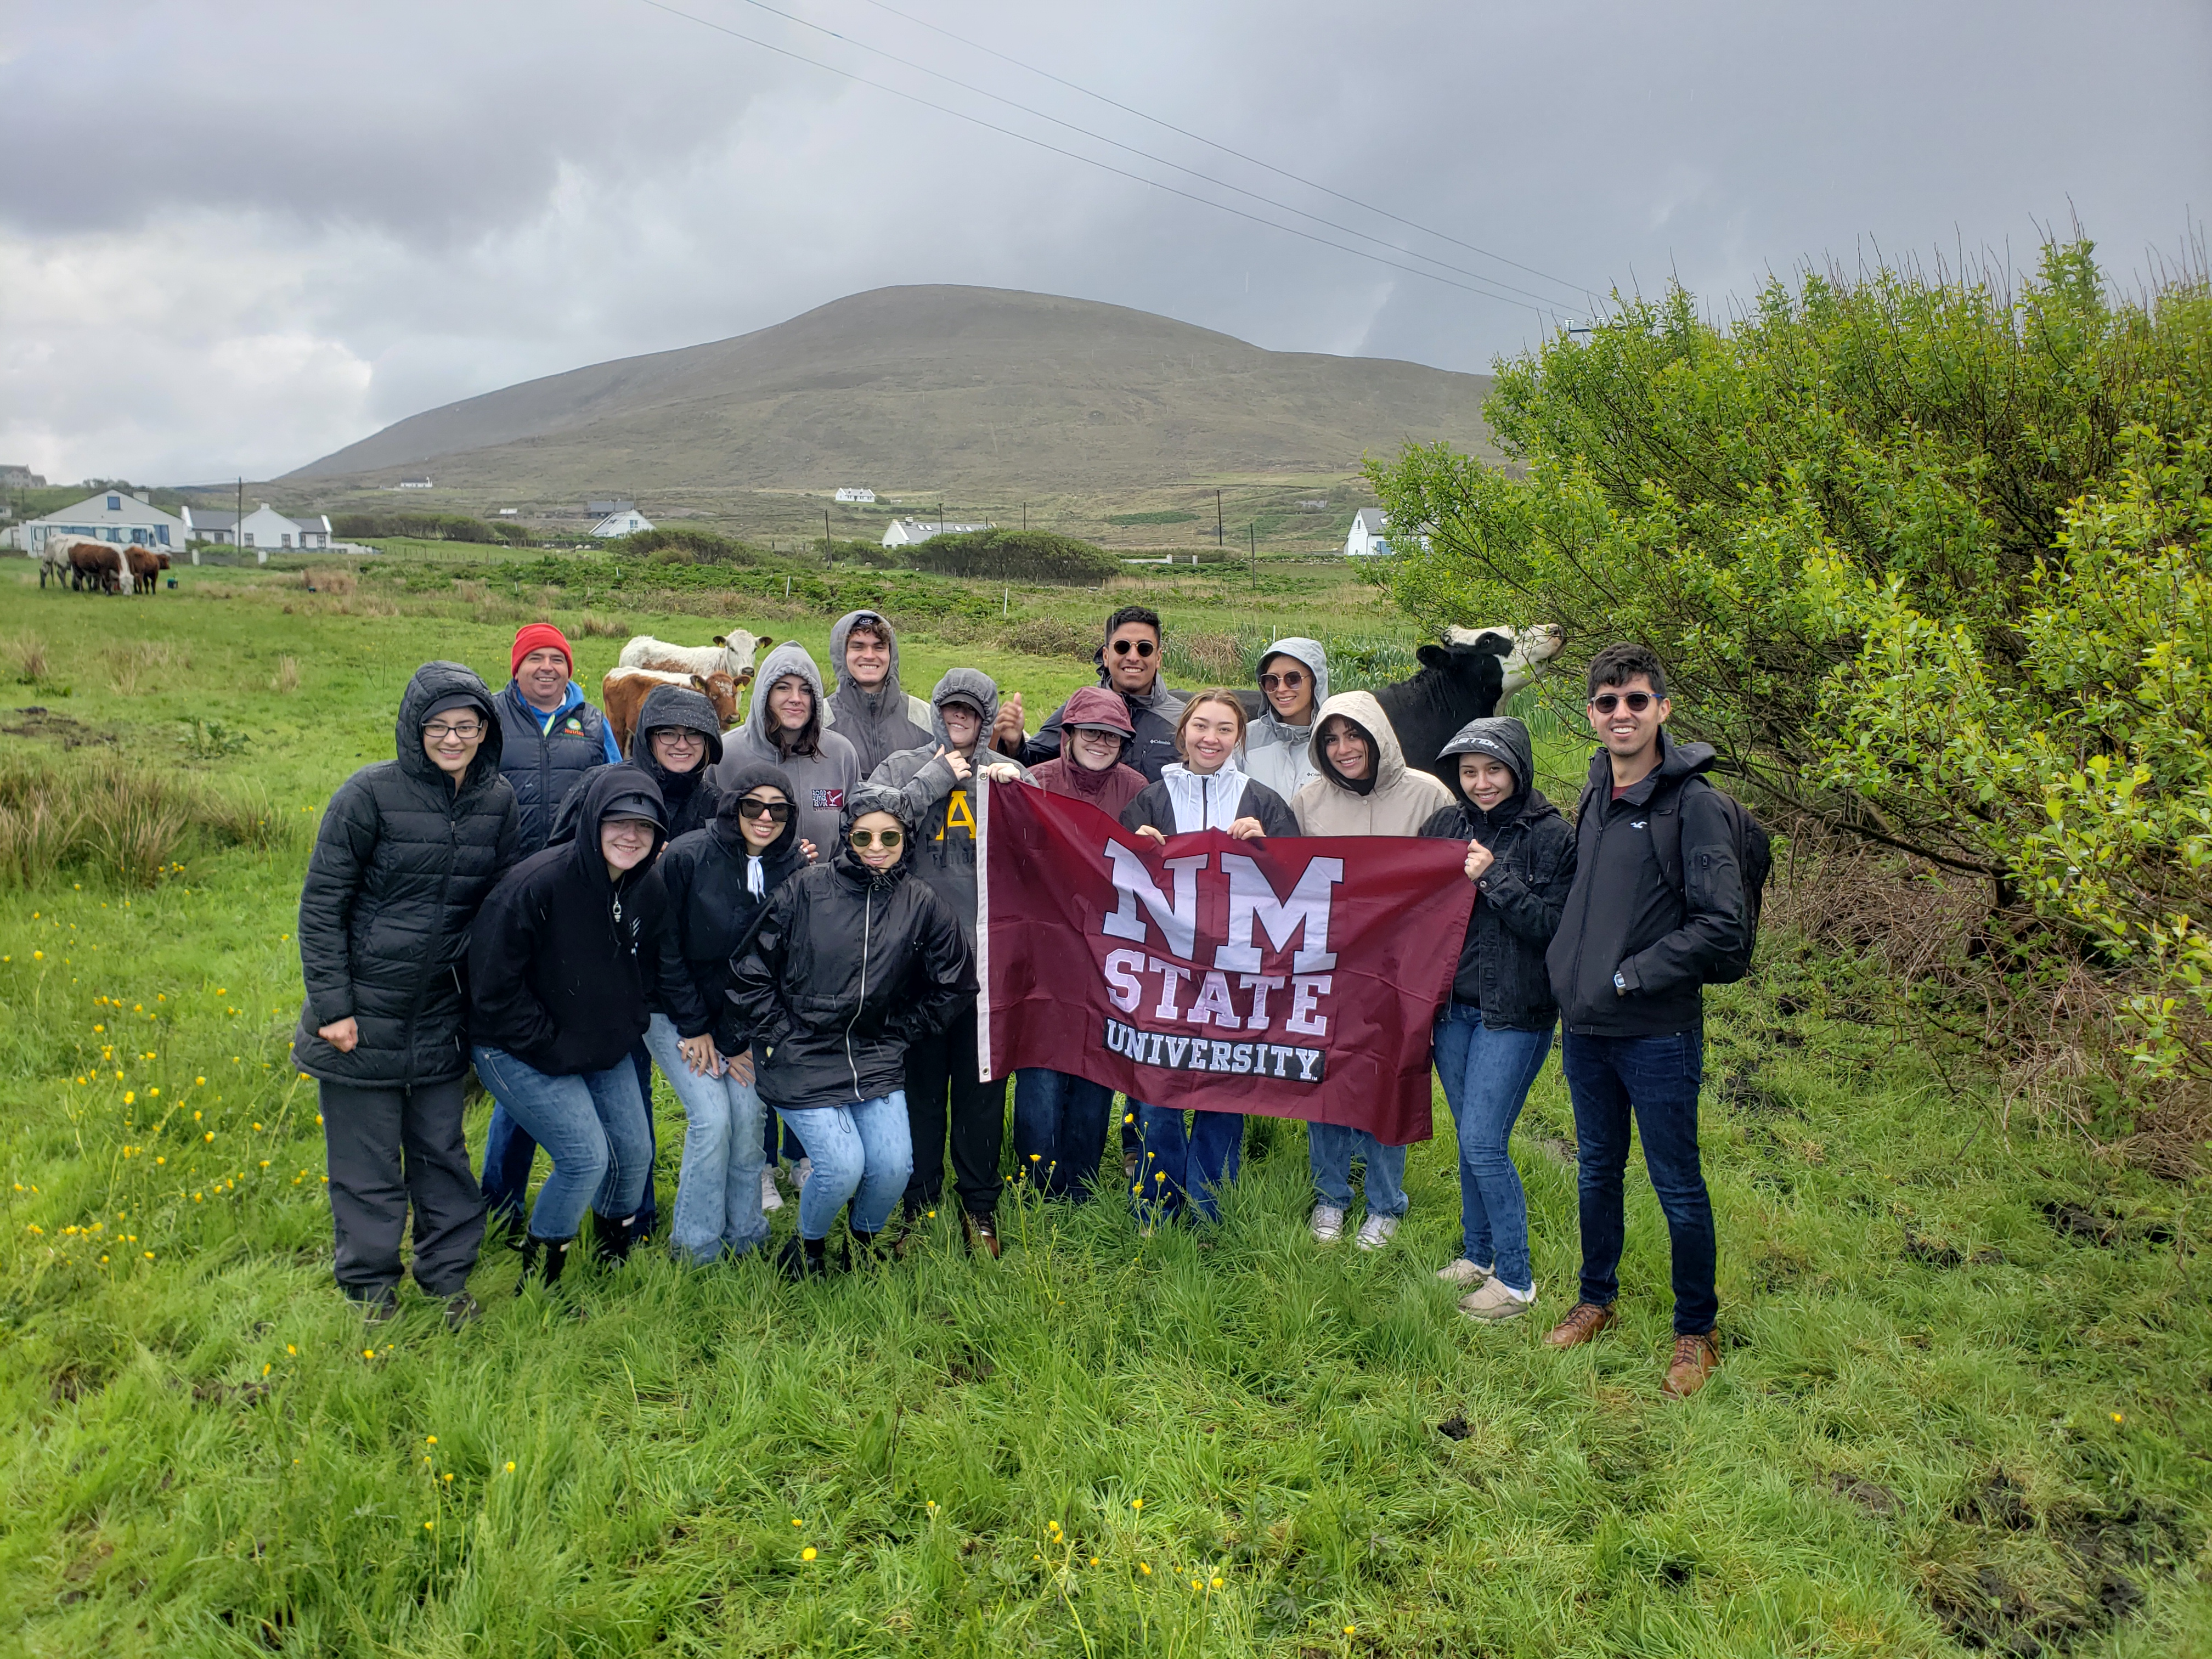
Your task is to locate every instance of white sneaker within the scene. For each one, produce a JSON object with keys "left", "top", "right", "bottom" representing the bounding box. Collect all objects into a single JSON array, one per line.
[
  {"left": 1458, "top": 1278, "right": 1537, "bottom": 1321},
  {"left": 794, "top": 1156, "right": 813, "bottom": 1192},
  {"left": 760, "top": 1167, "right": 784, "bottom": 1212},
  {"left": 1437, "top": 1258, "right": 1491, "bottom": 1286},
  {"left": 1310, "top": 1204, "right": 1347, "bottom": 1243},
  {"left": 1355, "top": 1214, "right": 1400, "bottom": 1251}
]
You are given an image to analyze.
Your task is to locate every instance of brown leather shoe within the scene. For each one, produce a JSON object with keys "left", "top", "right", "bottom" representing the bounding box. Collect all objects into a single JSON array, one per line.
[
  {"left": 1662, "top": 1332, "right": 1720, "bottom": 1399},
  {"left": 963, "top": 1212, "right": 1001, "bottom": 1260},
  {"left": 1543, "top": 1301, "right": 1618, "bottom": 1348}
]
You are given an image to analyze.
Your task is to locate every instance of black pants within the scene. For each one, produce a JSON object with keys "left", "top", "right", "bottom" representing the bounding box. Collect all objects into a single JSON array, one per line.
[
  {"left": 321, "top": 1077, "right": 485, "bottom": 1299},
  {"left": 902, "top": 999, "right": 1006, "bottom": 1220}
]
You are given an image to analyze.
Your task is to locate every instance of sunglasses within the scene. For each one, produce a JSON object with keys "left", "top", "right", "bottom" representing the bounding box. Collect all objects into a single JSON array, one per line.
[
  {"left": 848, "top": 828, "right": 904, "bottom": 849},
  {"left": 1259, "top": 670, "right": 1306, "bottom": 691},
  {"left": 1110, "top": 639, "right": 1157, "bottom": 658},
  {"left": 1589, "top": 691, "right": 1658, "bottom": 714},
  {"left": 423, "top": 721, "right": 486, "bottom": 742},
  {"left": 736, "top": 799, "right": 792, "bottom": 823}
]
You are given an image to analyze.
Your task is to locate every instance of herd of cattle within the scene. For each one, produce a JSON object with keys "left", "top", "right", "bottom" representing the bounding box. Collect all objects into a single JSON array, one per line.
[
  {"left": 38, "top": 536, "right": 171, "bottom": 595},
  {"left": 30, "top": 549, "right": 1565, "bottom": 769}
]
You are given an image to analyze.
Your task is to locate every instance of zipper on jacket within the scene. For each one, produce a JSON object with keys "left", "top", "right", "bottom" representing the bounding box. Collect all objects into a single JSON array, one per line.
[{"left": 843, "top": 887, "right": 872, "bottom": 1101}]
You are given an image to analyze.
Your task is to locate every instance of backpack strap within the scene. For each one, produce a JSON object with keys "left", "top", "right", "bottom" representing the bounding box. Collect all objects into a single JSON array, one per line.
[{"left": 1647, "top": 774, "right": 1708, "bottom": 902}]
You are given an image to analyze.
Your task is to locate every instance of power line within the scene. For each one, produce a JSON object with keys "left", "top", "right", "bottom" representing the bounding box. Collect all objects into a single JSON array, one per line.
[
  {"left": 705, "top": 0, "right": 1588, "bottom": 311},
  {"left": 628, "top": 0, "right": 1564, "bottom": 317},
  {"left": 850, "top": 0, "right": 1596, "bottom": 306}
]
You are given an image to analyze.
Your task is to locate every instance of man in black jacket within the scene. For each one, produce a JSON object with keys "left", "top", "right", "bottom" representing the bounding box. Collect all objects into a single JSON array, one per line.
[
  {"left": 1541, "top": 643, "right": 1748, "bottom": 1399},
  {"left": 295, "top": 662, "right": 518, "bottom": 1327}
]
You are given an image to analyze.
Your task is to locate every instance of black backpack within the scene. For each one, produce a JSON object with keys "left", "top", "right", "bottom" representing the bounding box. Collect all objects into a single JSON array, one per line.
[{"left": 1579, "top": 773, "right": 1772, "bottom": 984}]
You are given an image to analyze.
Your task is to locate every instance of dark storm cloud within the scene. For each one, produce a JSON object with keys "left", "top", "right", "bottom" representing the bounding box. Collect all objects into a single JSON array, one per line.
[{"left": 4, "top": 0, "right": 2207, "bottom": 481}]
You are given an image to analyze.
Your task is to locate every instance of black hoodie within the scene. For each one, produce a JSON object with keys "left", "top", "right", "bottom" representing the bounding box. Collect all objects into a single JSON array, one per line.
[
  {"left": 651, "top": 761, "right": 808, "bottom": 1050},
  {"left": 467, "top": 765, "right": 671, "bottom": 1075},
  {"left": 726, "top": 783, "right": 974, "bottom": 1110},
  {"left": 548, "top": 683, "right": 726, "bottom": 847},
  {"left": 295, "top": 662, "right": 520, "bottom": 1088},
  {"left": 1544, "top": 728, "right": 1750, "bottom": 1038},
  {"left": 1417, "top": 716, "right": 1576, "bottom": 1030}
]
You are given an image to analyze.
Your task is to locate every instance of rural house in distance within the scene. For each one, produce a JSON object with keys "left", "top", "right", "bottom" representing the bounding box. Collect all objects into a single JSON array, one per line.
[
  {"left": 882, "top": 516, "right": 989, "bottom": 548},
  {"left": 834, "top": 487, "right": 876, "bottom": 503},
  {"left": 590, "top": 504, "right": 653, "bottom": 537},
  {"left": 184, "top": 503, "right": 335, "bottom": 551},
  {"left": 20, "top": 487, "right": 188, "bottom": 554},
  {"left": 1342, "top": 507, "right": 1391, "bottom": 557}
]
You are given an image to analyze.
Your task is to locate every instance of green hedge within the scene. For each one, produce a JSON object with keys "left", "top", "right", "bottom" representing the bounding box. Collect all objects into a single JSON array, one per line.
[
  {"left": 601, "top": 526, "right": 762, "bottom": 564},
  {"left": 330, "top": 511, "right": 529, "bottom": 544},
  {"left": 904, "top": 528, "right": 1116, "bottom": 585}
]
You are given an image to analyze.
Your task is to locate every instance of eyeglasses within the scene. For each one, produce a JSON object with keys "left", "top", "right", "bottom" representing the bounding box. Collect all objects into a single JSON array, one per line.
[
  {"left": 848, "top": 828, "right": 904, "bottom": 849},
  {"left": 652, "top": 729, "right": 704, "bottom": 746},
  {"left": 736, "top": 799, "right": 792, "bottom": 823},
  {"left": 424, "top": 721, "right": 486, "bottom": 742},
  {"left": 1260, "top": 670, "right": 1306, "bottom": 691},
  {"left": 1589, "top": 691, "right": 1658, "bottom": 714},
  {"left": 1110, "top": 639, "right": 1156, "bottom": 658}
]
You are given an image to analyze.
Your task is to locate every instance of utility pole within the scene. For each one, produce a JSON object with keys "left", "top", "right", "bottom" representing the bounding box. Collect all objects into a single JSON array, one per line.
[
  {"left": 1022, "top": 503, "right": 1028, "bottom": 533},
  {"left": 1216, "top": 489, "right": 1224, "bottom": 547},
  {"left": 236, "top": 475, "right": 243, "bottom": 547},
  {"left": 823, "top": 507, "right": 833, "bottom": 566},
  {"left": 1249, "top": 521, "right": 1256, "bottom": 591}
]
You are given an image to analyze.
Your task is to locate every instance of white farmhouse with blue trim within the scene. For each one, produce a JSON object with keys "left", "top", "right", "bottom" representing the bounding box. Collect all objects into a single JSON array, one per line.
[
  {"left": 1343, "top": 507, "right": 1391, "bottom": 557},
  {"left": 22, "top": 488, "right": 189, "bottom": 556}
]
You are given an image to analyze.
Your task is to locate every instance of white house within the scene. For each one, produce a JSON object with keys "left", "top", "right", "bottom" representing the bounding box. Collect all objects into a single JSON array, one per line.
[
  {"left": 590, "top": 507, "right": 654, "bottom": 537},
  {"left": 1343, "top": 507, "right": 1392, "bottom": 557},
  {"left": 834, "top": 487, "right": 876, "bottom": 504},
  {"left": 396, "top": 475, "right": 433, "bottom": 489},
  {"left": 22, "top": 489, "right": 189, "bottom": 557},
  {"left": 182, "top": 503, "right": 334, "bottom": 552},
  {"left": 882, "top": 517, "right": 989, "bottom": 548}
]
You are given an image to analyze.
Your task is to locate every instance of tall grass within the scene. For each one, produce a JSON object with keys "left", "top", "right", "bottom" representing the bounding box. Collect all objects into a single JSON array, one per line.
[
  {"left": 6, "top": 631, "right": 48, "bottom": 684},
  {"left": 102, "top": 640, "right": 189, "bottom": 696},
  {"left": 0, "top": 758, "right": 291, "bottom": 889}
]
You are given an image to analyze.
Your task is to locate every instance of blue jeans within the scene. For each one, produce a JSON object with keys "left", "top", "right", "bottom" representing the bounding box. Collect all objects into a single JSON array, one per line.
[
  {"left": 1307, "top": 1124, "right": 1408, "bottom": 1218},
  {"left": 483, "top": 1039, "right": 658, "bottom": 1230},
  {"left": 1561, "top": 1029, "right": 1716, "bottom": 1335},
  {"left": 642, "top": 1014, "right": 768, "bottom": 1264},
  {"left": 775, "top": 1092, "right": 913, "bottom": 1240},
  {"left": 1132, "top": 1105, "right": 1243, "bottom": 1222},
  {"left": 471, "top": 1046, "right": 653, "bottom": 1241},
  {"left": 1432, "top": 1006, "right": 1555, "bottom": 1293},
  {"left": 1012, "top": 1068, "right": 1114, "bottom": 1200}
]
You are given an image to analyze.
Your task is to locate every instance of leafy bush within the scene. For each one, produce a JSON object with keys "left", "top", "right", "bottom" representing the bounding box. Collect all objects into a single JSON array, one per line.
[
  {"left": 1362, "top": 236, "right": 2212, "bottom": 1085},
  {"left": 905, "top": 529, "right": 1118, "bottom": 585},
  {"left": 602, "top": 526, "right": 761, "bottom": 565},
  {"left": 331, "top": 511, "right": 529, "bottom": 545},
  {"left": 1105, "top": 510, "right": 1198, "bottom": 526}
]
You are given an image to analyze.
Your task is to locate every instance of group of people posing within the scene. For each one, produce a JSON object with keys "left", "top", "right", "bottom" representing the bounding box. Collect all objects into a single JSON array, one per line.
[{"left": 295, "top": 606, "right": 1747, "bottom": 1399}]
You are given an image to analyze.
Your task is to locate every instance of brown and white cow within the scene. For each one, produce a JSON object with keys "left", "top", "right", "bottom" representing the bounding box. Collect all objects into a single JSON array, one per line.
[
  {"left": 618, "top": 631, "right": 768, "bottom": 685},
  {"left": 601, "top": 666, "right": 741, "bottom": 753},
  {"left": 61, "top": 538, "right": 133, "bottom": 595}
]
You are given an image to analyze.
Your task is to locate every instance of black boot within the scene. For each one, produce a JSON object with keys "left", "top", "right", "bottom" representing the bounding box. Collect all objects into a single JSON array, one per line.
[
  {"left": 517, "top": 1233, "right": 573, "bottom": 1293},
  {"left": 776, "top": 1234, "right": 831, "bottom": 1282},
  {"left": 591, "top": 1211, "right": 640, "bottom": 1266}
]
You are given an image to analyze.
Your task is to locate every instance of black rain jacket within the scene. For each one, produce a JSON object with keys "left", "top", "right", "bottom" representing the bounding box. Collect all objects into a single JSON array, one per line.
[
  {"left": 1418, "top": 716, "right": 1576, "bottom": 1031},
  {"left": 1545, "top": 729, "right": 1750, "bottom": 1038},
  {"left": 294, "top": 662, "right": 520, "bottom": 1088},
  {"left": 726, "top": 785, "right": 974, "bottom": 1111},
  {"left": 549, "top": 682, "right": 725, "bottom": 847},
  {"left": 466, "top": 766, "right": 670, "bottom": 1075},
  {"left": 651, "top": 762, "right": 808, "bottom": 1049}
]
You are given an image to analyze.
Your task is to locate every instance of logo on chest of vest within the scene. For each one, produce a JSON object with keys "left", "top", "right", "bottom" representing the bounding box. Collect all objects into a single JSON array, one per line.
[
  {"left": 563, "top": 718, "right": 584, "bottom": 735},
  {"left": 812, "top": 787, "right": 845, "bottom": 811}
]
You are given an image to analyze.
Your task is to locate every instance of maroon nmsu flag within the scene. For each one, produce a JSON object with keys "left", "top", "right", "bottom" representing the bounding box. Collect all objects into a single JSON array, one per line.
[{"left": 975, "top": 780, "right": 1475, "bottom": 1145}]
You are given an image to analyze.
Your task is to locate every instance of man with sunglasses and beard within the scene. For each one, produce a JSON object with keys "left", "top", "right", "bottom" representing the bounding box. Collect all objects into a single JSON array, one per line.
[
  {"left": 1542, "top": 643, "right": 1748, "bottom": 1400},
  {"left": 1002, "top": 606, "right": 1188, "bottom": 783}
]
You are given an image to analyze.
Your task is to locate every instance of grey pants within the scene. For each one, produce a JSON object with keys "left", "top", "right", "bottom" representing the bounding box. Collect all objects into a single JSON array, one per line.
[{"left": 320, "top": 1078, "right": 486, "bottom": 1299}]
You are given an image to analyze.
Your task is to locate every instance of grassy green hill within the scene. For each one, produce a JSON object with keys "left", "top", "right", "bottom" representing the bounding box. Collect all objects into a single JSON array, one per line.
[{"left": 281, "top": 286, "right": 1496, "bottom": 511}]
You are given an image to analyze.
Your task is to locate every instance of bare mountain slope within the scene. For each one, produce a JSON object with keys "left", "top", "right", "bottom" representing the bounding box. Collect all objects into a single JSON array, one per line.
[{"left": 287, "top": 286, "right": 1492, "bottom": 494}]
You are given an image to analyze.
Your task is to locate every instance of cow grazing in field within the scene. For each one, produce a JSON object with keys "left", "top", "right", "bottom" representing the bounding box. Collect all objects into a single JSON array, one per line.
[
  {"left": 601, "top": 666, "right": 742, "bottom": 752},
  {"left": 618, "top": 631, "right": 769, "bottom": 686},
  {"left": 125, "top": 546, "right": 168, "bottom": 593},
  {"left": 1362, "top": 633, "right": 1557, "bottom": 796},
  {"left": 64, "top": 538, "right": 133, "bottom": 595}
]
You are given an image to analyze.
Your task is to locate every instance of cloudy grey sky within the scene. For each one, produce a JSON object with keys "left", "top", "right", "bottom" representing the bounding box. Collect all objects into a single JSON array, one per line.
[{"left": 3, "top": 0, "right": 2207, "bottom": 484}]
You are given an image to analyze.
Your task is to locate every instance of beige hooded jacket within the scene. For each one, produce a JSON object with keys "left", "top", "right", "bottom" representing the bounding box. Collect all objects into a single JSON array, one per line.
[{"left": 1290, "top": 689, "right": 1453, "bottom": 837}]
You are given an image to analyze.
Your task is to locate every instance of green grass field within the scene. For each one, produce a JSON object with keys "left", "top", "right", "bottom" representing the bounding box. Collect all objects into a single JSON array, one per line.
[{"left": 1, "top": 560, "right": 2206, "bottom": 1657}]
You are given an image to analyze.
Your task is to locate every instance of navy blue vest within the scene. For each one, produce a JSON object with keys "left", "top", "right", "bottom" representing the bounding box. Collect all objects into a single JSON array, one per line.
[{"left": 495, "top": 683, "right": 610, "bottom": 856}]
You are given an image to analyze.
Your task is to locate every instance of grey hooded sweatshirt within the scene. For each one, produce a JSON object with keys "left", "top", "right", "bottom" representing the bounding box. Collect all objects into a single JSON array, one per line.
[
  {"left": 868, "top": 667, "right": 1031, "bottom": 949},
  {"left": 1239, "top": 636, "right": 1329, "bottom": 801},
  {"left": 707, "top": 640, "right": 860, "bottom": 857},
  {"left": 827, "top": 608, "right": 935, "bottom": 775}
]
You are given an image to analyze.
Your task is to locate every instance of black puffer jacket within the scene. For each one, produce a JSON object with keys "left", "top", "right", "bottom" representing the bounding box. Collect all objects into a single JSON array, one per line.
[
  {"left": 496, "top": 680, "right": 615, "bottom": 856},
  {"left": 727, "top": 784, "right": 974, "bottom": 1110},
  {"left": 466, "top": 766, "right": 671, "bottom": 1076},
  {"left": 295, "top": 662, "right": 520, "bottom": 1088},
  {"left": 1418, "top": 716, "right": 1576, "bottom": 1031},
  {"left": 652, "top": 762, "right": 808, "bottom": 1050}
]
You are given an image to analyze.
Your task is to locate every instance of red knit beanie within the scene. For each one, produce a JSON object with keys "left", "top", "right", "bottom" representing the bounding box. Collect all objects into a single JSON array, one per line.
[{"left": 511, "top": 623, "right": 573, "bottom": 680}]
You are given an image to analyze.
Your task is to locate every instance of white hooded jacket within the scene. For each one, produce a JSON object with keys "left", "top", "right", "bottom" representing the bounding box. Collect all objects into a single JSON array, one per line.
[{"left": 1239, "top": 636, "right": 1329, "bottom": 802}]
